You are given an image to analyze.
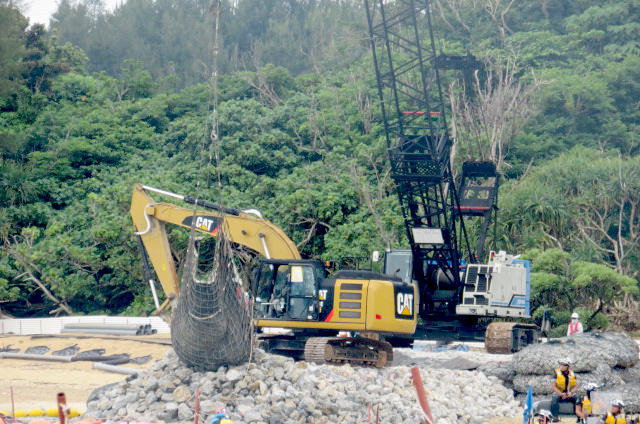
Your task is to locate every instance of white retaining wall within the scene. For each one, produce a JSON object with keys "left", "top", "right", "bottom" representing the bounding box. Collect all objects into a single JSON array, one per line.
[{"left": 0, "top": 316, "right": 170, "bottom": 335}]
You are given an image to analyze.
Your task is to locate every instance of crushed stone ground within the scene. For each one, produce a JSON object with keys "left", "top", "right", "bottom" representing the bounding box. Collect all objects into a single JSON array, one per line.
[{"left": 1, "top": 335, "right": 637, "bottom": 424}]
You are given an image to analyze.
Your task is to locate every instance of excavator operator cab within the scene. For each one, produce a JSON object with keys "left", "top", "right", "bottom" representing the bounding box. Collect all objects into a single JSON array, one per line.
[
  {"left": 383, "top": 250, "right": 413, "bottom": 283},
  {"left": 252, "top": 259, "right": 326, "bottom": 321}
]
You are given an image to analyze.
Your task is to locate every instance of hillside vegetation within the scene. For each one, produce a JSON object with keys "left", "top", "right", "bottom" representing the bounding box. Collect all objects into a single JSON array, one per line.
[{"left": 0, "top": 0, "right": 638, "bottom": 333}]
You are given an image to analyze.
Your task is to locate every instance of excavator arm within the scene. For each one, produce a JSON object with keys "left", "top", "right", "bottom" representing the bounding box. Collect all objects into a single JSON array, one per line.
[{"left": 130, "top": 184, "right": 301, "bottom": 310}]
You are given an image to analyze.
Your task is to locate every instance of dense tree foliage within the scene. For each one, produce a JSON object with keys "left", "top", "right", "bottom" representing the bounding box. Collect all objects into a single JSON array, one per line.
[
  {"left": 526, "top": 248, "right": 638, "bottom": 335},
  {"left": 50, "top": 0, "right": 367, "bottom": 86},
  {"left": 0, "top": 0, "right": 638, "bottom": 330}
]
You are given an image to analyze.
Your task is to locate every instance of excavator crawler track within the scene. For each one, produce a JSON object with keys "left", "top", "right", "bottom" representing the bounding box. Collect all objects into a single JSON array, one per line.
[{"left": 304, "top": 337, "right": 394, "bottom": 368}]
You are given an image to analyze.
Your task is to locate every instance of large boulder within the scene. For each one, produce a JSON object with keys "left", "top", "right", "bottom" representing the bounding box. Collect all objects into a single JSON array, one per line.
[
  {"left": 512, "top": 339, "right": 615, "bottom": 374},
  {"left": 477, "top": 361, "right": 516, "bottom": 382},
  {"left": 571, "top": 332, "right": 639, "bottom": 368},
  {"left": 573, "top": 364, "right": 624, "bottom": 396},
  {"left": 600, "top": 383, "right": 640, "bottom": 414},
  {"left": 613, "top": 365, "right": 640, "bottom": 384},
  {"left": 512, "top": 364, "right": 623, "bottom": 395},
  {"left": 512, "top": 373, "right": 553, "bottom": 395}
]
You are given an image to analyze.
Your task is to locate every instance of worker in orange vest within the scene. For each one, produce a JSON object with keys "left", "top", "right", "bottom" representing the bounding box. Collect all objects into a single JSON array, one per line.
[
  {"left": 600, "top": 400, "right": 626, "bottom": 424},
  {"left": 567, "top": 312, "right": 584, "bottom": 336}
]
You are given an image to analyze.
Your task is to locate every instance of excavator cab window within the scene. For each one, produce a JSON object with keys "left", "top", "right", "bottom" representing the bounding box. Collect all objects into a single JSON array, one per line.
[
  {"left": 288, "top": 265, "right": 317, "bottom": 320},
  {"left": 252, "top": 260, "right": 324, "bottom": 321},
  {"left": 383, "top": 250, "right": 413, "bottom": 283},
  {"left": 290, "top": 266, "right": 315, "bottom": 296}
]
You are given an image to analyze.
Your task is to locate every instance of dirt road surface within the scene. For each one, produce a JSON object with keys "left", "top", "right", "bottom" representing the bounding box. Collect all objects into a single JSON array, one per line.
[{"left": 0, "top": 335, "right": 171, "bottom": 413}]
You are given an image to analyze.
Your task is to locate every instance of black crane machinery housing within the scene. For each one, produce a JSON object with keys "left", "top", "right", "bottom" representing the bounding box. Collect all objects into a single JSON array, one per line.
[{"left": 364, "top": 0, "right": 538, "bottom": 352}]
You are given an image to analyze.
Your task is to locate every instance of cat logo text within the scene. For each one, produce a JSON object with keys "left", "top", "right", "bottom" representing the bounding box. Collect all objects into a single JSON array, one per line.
[
  {"left": 195, "top": 216, "right": 219, "bottom": 233},
  {"left": 181, "top": 215, "right": 221, "bottom": 235},
  {"left": 396, "top": 293, "right": 413, "bottom": 316}
]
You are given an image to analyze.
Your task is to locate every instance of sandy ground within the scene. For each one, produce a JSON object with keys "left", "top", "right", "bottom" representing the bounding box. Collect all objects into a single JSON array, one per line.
[{"left": 0, "top": 334, "right": 171, "bottom": 414}]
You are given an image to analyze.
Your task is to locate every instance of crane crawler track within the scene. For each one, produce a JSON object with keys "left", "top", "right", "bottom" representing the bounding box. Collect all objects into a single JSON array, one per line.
[
  {"left": 485, "top": 322, "right": 539, "bottom": 354},
  {"left": 304, "top": 337, "right": 394, "bottom": 368}
]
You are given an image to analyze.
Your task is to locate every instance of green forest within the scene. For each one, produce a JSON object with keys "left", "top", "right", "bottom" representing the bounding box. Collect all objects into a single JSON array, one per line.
[{"left": 1, "top": 0, "right": 639, "bottom": 336}]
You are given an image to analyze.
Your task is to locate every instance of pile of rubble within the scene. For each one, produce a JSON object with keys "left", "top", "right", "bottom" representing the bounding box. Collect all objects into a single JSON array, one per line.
[
  {"left": 85, "top": 348, "right": 520, "bottom": 424},
  {"left": 478, "top": 332, "right": 640, "bottom": 412}
]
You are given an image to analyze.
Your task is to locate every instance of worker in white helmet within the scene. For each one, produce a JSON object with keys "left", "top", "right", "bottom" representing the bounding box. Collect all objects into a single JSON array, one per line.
[
  {"left": 600, "top": 399, "right": 626, "bottom": 424},
  {"left": 567, "top": 312, "right": 584, "bottom": 336},
  {"left": 550, "top": 358, "right": 579, "bottom": 421},
  {"left": 576, "top": 383, "right": 600, "bottom": 423},
  {"left": 536, "top": 409, "right": 553, "bottom": 423}
]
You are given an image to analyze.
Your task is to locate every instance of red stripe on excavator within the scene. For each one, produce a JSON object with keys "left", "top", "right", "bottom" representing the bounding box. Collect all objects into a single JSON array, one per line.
[
  {"left": 324, "top": 309, "right": 334, "bottom": 322},
  {"left": 211, "top": 226, "right": 220, "bottom": 235}
]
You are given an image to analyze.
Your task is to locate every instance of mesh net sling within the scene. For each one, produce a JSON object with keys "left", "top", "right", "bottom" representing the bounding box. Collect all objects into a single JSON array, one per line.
[{"left": 171, "top": 222, "right": 252, "bottom": 371}]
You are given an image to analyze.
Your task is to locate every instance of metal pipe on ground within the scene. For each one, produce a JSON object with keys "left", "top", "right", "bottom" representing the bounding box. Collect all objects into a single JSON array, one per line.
[
  {"left": 0, "top": 353, "right": 72, "bottom": 362},
  {"left": 60, "top": 328, "right": 142, "bottom": 336},
  {"left": 30, "top": 334, "right": 172, "bottom": 345},
  {"left": 71, "top": 355, "right": 130, "bottom": 365},
  {"left": 63, "top": 323, "right": 145, "bottom": 331},
  {"left": 92, "top": 363, "right": 141, "bottom": 375},
  {"left": 100, "top": 357, "right": 130, "bottom": 366}
]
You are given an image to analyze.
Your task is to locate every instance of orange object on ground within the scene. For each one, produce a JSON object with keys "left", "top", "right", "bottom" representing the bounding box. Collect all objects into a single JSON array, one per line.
[
  {"left": 57, "top": 393, "right": 68, "bottom": 424},
  {"left": 411, "top": 366, "right": 435, "bottom": 424}
]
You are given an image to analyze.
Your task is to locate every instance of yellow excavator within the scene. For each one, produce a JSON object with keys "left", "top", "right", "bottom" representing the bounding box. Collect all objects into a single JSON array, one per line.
[{"left": 131, "top": 184, "right": 417, "bottom": 367}]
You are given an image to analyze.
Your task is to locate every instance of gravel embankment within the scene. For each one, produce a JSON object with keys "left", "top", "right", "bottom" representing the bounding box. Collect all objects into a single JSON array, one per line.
[
  {"left": 85, "top": 348, "right": 521, "bottom": 424},
  {"left": 474, "top": 332, "right": 640, "bottom": 413}
]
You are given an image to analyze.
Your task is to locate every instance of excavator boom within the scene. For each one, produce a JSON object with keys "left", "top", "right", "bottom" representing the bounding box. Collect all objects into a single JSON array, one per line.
[{"left": 130, "top": 184, "right": 300, "bottom": 309}]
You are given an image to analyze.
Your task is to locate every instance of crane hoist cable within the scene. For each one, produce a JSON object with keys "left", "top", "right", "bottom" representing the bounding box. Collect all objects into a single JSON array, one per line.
[{"left": 170, "top": 0, "right": 253, "bottom": 371}]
